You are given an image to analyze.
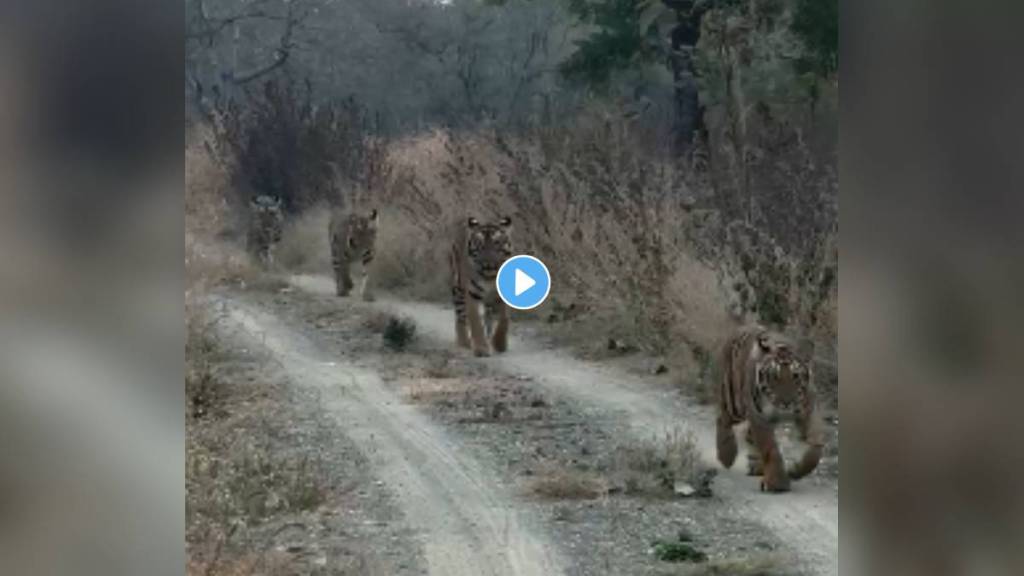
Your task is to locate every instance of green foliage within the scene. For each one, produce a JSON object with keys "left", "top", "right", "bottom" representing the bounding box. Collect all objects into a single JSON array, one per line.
[
  {"left": 792, "top": 0, "right": 838, "bottom": 78},
  {"left": 651, "top": 536, "right": 708, "bottom": 563},
  {"left": 383, "top": 316, "right": 417, "bottom": 351},
  {"left": 560, "top": 0, "right": 657, "bottom": 86}
]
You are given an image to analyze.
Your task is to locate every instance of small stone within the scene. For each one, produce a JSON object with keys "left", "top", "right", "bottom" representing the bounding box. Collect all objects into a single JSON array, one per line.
[
  {"left": 650, "top": 363, "right": 669, "bottom": 375},
  {"left": 674, "top": 481, "right": 697, "bottom": 497}
]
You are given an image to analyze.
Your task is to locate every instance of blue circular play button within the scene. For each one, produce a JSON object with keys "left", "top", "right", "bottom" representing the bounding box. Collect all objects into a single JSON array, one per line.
[{"left": 496, "top": 255, "right": 551, "bottom": 310}]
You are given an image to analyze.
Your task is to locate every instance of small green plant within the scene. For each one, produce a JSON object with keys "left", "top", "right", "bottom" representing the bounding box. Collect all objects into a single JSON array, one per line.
[
  {"left": 651, "top": 538, "right": 707, "bottom": 563},
  {"left": 382, "top": 316, "right": 417, "bottom": 351}
]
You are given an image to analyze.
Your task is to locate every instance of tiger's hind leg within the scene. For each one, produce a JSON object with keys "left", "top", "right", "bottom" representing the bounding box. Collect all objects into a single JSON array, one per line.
[
  {"left": 716, "top": 414, "right": 738, "bottom": 469},
  {"left": 745, "top": 426, "right": 764, "bottom": 476},
  {"left": 750, "top": 419, "right": 790, "bottom": 493},
  {"left": 452, "top": 285, "right": 471, "bottom": 349}
]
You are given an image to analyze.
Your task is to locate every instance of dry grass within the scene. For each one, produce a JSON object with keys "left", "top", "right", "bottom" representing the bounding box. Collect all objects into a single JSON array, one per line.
[
  {"left": 185, "top": 311, "right": 333, "bottom": 576},
  {"left": 401, "top": 377, "right": 474, "bottom": 404},
  {"left": 605, "top": 428, "right": 711, "bottom": 496},
  {"left": 524, "top": 463, "right": 609, "bottom": 500},
  {"left": 274, "top": 205, "right": 332, "bottom": 273},
  {"left": 361, "top": 309, "right": 394, "bottom": 333},
  {"left": 186, "top": 125, "right": 233, "bottom": 240}
]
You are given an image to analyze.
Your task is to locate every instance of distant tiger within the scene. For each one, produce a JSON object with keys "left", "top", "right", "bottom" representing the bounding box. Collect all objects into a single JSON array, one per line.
[
  {"left": 716, "top": 326, "right": 823, "bottom": 493},
  {"left": 247, "top": 195, "right": 283, "bottom": 266},
  {"left": 329, "top": 208, "right": 378, "bottom": 301},
  {"left": 450, "top": 216, "right": 513, "bottom": 357}
]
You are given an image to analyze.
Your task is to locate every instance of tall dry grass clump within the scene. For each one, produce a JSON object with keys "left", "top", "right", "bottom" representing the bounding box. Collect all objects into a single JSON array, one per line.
[
  {"left": 204, "top": 80, "right": 389, "bottom": 215},
  {"left": 185, "top": 126, "right": 256, "bottom": 298},
  {"left": 273, "top": 205, "right": 332, "bottom": 273}
]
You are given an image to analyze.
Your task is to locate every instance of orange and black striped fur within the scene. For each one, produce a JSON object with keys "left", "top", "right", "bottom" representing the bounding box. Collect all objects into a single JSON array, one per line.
[
  {"left": 717, "top": 326, "right": 823, "bottom": 492},
  {"left": 329, "top": 209, "right": 378, "bottom": 301},
  {"left": 450, "top": 217, "right": 512, "bottom": 357},
  {"left": 247, "top": 195, "right": 284, "bottom": 267}
]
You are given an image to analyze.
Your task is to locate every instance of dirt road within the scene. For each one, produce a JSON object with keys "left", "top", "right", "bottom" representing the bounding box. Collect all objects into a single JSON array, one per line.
[
  {"left": 288, "top": 274, "right": 839, "bottom": 576},
  {"left": 212, "top": 295, "right": 566, "bottom": 576}
]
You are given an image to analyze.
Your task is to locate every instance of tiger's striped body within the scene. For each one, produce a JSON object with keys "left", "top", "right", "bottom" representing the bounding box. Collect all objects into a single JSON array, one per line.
[
  {"left": 329, "top": 209, "right": 378, "bottom": 301},
  {"left": 247, "top": 195, "right": 283, "bottom": 267},
  {"left": 717, "top": 326, "right": 823, "bottom": 492},
  {"left": 450, "top": 217, "right": 512, "bottom": 357}
]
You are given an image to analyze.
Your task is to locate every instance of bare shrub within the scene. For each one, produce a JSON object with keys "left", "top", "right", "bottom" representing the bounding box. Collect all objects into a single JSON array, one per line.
[
  {"left": 186, "top": 125, "right": 232, "bottom": 239},
  {"left": 206, "top": 80, "right": 389, "bottom": 215},
  {"left": 525, "top": 463, "right": 609, "bottom": 500},
  {"left": 605, "top": 429, "right": 711, "bottom": 497},
  {"left": 186, "top": 305, "right": 223, "bottom": 420}
]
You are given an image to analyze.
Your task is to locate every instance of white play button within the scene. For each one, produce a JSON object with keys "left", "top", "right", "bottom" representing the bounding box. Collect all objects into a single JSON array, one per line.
[
  {"left": 514, "top": 268, "right": 536, "bottom": 296},
  {"left": 497, "top": 255, "right": 551, "bottom": 310}
]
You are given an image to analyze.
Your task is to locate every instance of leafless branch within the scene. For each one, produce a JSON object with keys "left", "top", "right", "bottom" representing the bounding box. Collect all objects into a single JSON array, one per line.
[
  {"left": 187, "top": 0, "right": 274, "bottom": 47},
  {"left": 221, "top": 2, "right": 309, "bottom": 86}
]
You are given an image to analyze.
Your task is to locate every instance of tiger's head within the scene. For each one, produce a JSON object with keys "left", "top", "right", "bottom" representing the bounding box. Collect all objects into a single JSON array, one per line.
[
  {"left": 467, "top": 216, "right": 512, "bottom": 279},
  {"left": 752, "top": 333, "right": 812, "bottom": 422},
  {"left": 250, "top": 195, "right": 283, "bottom": 224},
  {"left": 347, "top": 209, "right": 379, "bottom": 250}
]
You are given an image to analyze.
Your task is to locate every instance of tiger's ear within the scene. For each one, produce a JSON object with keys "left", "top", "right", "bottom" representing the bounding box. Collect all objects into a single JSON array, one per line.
[
  {"left": 499, "top": 216, "right": 512, "bottom": 228},
  {"left": 756, "top": 332, "right": 772, "bottom": 353},
  {"left": 467, "top": 217, "right": 480, "bottom": 229},
  {"left": 368, "top": 208, "right": 379, "bottom": 226}
]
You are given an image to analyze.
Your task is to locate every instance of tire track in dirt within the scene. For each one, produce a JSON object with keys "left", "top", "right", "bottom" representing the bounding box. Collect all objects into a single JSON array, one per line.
[
  {"left": 290, "top": 274, "right": 839, "bottom": 576},
  {"left": 210, "top": 293, "right": 566, "bottom": 576}
]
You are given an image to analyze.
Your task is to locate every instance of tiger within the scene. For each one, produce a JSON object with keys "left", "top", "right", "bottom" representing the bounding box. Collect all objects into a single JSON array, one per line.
[
  {"left": 716, "top": 325, "right": 823, "bottom": 493},
  {"left": 328, "top": 208, "right": 378, "bottom": 301},
  {"left": 247, "top": 195, "right": 283, "bottom": 267},
  {"left": 449, "top": 216, "right": 513, "bottom": 357}
]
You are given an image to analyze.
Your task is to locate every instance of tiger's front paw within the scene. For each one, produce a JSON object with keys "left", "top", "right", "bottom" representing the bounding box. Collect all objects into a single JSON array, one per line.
[
  {"left": 362, "top": 292, "right": 376, "bottom": 302},
  {"left": 473, "top": 347, "right": 491, "bottom": 358},
  {"left": 759, "top": 475, "right": 791, "bottom": 493}
]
